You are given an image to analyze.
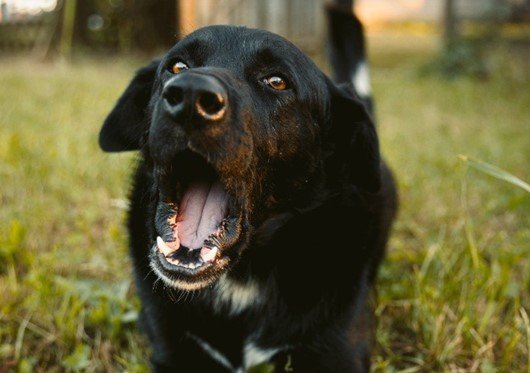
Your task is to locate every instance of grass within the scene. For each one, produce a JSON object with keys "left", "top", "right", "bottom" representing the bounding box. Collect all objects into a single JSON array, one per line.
[{"left": 0, "top": 34, "right": 529, "bottom": 371}]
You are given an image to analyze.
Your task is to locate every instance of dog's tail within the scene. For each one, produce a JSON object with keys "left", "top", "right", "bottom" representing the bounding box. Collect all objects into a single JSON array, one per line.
[{"left": 326, "top": 4, "right": 373, "bottom": 114}]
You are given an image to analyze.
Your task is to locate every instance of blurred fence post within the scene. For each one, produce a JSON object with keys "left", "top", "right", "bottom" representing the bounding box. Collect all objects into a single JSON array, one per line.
[
  {"left": 443, "top": 0, "right": 458, "bottom": 49},
  {"left": 59, "top": 0, "right": 75, "bottom": 59},
  {"left": 179, "top": 0, "right": 196, "bottom": 36},
  {"left": 333, "top": 0, "right": 354, "bottom": 11},
  {"left": 1, "top": 1, "right": 9, "bottom": 22}
]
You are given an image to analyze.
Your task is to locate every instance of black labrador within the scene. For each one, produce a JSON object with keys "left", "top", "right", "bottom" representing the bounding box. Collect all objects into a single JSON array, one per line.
[{"left": 99, "top": 6, "right": 397, "bottom": 372}]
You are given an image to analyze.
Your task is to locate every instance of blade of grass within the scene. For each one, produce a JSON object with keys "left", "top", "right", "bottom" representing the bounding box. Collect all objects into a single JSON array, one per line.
[
  {"left": 460, "top": 164, "right": 481, "bottom": 269},
  {"left": 520, "top": 308, "right": 530, "bottom": 373},
  {"left": 459, "top": 155, "right": 530, "bottom": 193},
  {"left": 14, "top": 315, "right": 31, "bottom": 360}
]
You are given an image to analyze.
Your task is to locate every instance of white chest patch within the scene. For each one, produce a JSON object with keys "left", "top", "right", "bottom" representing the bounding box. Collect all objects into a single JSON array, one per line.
[
  {"left": 352, "top": 61, "right": 372, "bottom": 98},
  {"left": 212, "top": 276, "right": 263, "bottom": 316},
  {"left": 243, "top": 342, "right": 282, "bottom": 370}
]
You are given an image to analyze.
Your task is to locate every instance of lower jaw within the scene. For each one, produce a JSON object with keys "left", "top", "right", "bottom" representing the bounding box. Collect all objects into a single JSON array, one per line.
[
  {"left": 150, "top": 262, "right": 219, "bottom": 291},
  {"left": 149, "top": 237, "right": 237, "bottom": 291}
]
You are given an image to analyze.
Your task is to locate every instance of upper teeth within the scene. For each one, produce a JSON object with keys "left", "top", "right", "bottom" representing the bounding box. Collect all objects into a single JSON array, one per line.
[{"left": 157, "top": 236, "right": 218, "bottom": 265}]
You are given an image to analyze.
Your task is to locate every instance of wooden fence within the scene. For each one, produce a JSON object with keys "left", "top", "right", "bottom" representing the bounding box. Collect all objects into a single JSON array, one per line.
[
  {"left": 0, "top": 0, "right": 328, "bottom": 57},
  {"left": 0, "top": 12, "right": 57, "bottom": 56},
  {"left": 180, "top": 0, "right": 326, "bottom": 54}
]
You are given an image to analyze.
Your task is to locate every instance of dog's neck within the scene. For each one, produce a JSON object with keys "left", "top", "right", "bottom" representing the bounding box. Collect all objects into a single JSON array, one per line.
[{"left": 209, "top": 274, "right": 264, "bottom": 317}]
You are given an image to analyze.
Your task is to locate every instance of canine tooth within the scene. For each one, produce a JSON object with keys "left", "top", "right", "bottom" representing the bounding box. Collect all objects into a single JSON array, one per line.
[
  {"left": 201, "top": 246, "right": 218, "bottom": 263},
  {"left": 157, "top": 236, "right": 180, "bottom": 257},
  {"left": 157, "top": 236, "right": 174, "bottom": 256}
]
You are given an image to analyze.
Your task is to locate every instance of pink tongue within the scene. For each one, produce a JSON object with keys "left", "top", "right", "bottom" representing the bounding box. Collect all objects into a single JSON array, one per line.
[{"left": 176, "top": 181, "right": 227, "bottom": 249}]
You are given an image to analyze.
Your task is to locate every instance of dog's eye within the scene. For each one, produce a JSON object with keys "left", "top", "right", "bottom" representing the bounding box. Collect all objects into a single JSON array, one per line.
[
  {"left": 263, "top": 76, "right": 288, "bottom": 91},
  {"left": 170, "top": 61, "right": 188, "bottom": 74}
]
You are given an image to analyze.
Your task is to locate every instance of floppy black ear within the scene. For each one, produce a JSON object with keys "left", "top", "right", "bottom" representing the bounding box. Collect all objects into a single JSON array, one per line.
[
  {"left": 99, "top": 60, "right": 159, "bottom": 152},
  {"left": 326, "top": 81, "right": 381, "bottom": 192}
]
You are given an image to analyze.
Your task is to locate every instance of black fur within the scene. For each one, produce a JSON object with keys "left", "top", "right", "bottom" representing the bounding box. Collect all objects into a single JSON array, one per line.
[{"left": 100, "top": 6, "right": 397, "bottom": 372}]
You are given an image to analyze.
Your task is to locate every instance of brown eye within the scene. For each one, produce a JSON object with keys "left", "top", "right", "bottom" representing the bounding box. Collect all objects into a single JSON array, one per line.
[
  {"left": 170, "top": 61, "right": 188, "bottom": 74},
  {"left": 264, "top": 76, "right": 288, "bottom": 91}
]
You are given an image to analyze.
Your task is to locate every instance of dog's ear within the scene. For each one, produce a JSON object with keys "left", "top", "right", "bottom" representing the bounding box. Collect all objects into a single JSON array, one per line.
[
  {"left": 99, "top": 60, "right": 159, "bottom": 152},
  {"left": 325, "top": 81, "right": 381, "bottom": 192}
]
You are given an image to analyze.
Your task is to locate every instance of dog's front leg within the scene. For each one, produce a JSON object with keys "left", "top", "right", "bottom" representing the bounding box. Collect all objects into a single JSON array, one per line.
[
  {"left": 150, "top": 335, "right": 233, "bottom": 373},
  {"left": 139, "top": 306, "right": 233, "bottom": 372},
  {"left": 274, "top": 333, "right": 371, "bottom": 373}
]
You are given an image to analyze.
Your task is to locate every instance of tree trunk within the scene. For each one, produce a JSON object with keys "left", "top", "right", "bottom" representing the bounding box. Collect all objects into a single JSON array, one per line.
[
  {"left": 130, "top": 0, "right": 179, "bottom": 52},
  {"left": 443, "top": 0, "right": 458, "bottom": 48},
  {"left": 59, "top": 0, "right": 76, "bottom": 58},
  {"left": 333, "top": 0, "right": 354, "bottom": 11}
]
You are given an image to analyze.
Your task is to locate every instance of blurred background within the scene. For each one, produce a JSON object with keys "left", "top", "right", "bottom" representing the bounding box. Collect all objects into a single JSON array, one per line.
[
  {"left": 1, "top": 0, "right": 530, "bottom": 70},
  {"left": 0, "top": 0, "right": 529, "bottom": 371}
]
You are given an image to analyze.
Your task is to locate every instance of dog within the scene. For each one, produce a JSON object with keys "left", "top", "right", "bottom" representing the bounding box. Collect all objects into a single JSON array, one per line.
[{"left": 99, "top": 5, "right": 397, "bottom": 372}]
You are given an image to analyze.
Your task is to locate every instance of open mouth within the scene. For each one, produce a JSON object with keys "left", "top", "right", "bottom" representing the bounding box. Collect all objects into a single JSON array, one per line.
[{"left": 151, "top": 150, "right": 244, "bottom": 289}]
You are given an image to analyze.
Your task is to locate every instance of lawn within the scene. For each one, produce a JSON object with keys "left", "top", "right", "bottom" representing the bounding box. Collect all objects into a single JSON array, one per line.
[{"left": 0, "top": 33, "right": 529, "bottom": 372}]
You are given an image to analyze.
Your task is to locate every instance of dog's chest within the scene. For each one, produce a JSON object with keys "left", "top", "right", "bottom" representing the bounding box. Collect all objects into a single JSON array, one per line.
[{"left": 190, "top": 276, "right": 285, "bottom": 371}]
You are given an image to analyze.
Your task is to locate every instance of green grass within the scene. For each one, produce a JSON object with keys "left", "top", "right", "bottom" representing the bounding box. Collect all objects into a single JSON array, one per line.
[{"left": 1, "top": 35, "right": 529, "bottom": 371}]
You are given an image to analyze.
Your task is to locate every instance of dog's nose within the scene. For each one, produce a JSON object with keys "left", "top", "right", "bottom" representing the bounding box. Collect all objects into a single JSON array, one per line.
[{"left": 163, "top": 74, "right": 227, "bottom": 122}]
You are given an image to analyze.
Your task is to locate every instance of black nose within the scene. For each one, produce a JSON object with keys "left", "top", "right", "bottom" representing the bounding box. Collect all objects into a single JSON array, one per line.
[{"left": 163, "top": 73, "right": 227, "bottom": 122}]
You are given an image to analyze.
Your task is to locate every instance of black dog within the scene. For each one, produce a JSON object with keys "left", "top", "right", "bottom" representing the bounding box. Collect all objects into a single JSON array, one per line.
[{"left": 99, "top": 6, "right": 396, "bottom": 372}]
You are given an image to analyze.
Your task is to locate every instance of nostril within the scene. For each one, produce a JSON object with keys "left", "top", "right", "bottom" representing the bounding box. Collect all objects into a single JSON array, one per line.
[
  {"left": 163, "top": 86, "right": 184, "bottom": 107},
  {"left": 196, "top": 91, "right": 226, "bottom": 120}
]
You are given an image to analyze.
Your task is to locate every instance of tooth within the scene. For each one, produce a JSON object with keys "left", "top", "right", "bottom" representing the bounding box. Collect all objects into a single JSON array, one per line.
[
  {"left": 157, "top": 236, "right": 181, "bottom": 256},
  {"left": 201, "top": 246, "right": 218, "bottom": 263},
  {"left": 157, "top": 236, "right": 174, "bottom": 256}
]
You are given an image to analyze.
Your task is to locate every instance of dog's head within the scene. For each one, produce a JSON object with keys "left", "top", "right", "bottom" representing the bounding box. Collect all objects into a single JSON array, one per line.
[{"left": 100, "top": 26, "right": 380, "bottom": 291}]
